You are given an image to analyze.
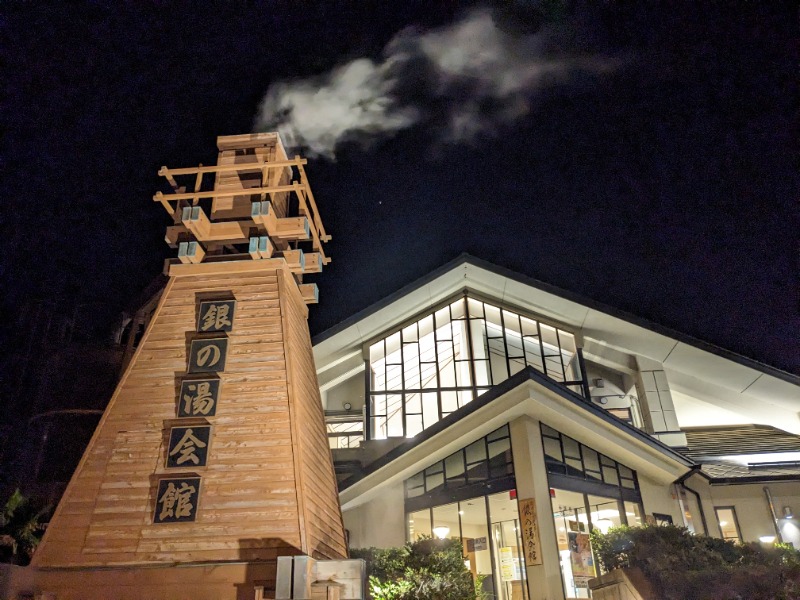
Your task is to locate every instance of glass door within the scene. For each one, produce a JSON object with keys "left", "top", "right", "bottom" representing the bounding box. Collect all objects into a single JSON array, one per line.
[
  {"left": 551, "top": 489, "right": 593, "bottom": 599},
  {"left": 488, "top": 492, "right": 528, "bottom": 600}
]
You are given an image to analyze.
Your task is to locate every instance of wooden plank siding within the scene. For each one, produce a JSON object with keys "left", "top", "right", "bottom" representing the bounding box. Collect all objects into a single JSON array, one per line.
[
  {"left": 278, "top": 269, "right": 348, "bottom": 560},
  {"left": 34, "top": 263, "right": 347, "bottom": 569}
]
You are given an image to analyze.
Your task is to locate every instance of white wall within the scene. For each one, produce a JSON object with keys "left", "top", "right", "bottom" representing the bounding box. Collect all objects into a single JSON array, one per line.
[
  {"left": 342, "top": 481, "right": 406, "bottom": 549},
  {"left": 708, "top": 481, "right": 800, "bottom": 545},
  {"left": 638, "top": 475, "right": 683, "bottom": 525},
  {"left": 325, "top": 374, "right": 364, "bottom": 412},
  {"left": 671, "top": 389, "right": 750, "bottom": 428}
]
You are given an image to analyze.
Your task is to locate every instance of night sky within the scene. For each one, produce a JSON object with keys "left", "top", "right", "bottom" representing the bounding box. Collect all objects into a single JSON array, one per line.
[{"left": 3, "top": 1, "right": 798, "bottom": 376}]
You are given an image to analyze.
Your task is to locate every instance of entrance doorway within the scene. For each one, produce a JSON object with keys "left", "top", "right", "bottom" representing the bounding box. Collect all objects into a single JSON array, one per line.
[
  {"left": 488, "top": 492, "right": 528, "bottom": 600},
  {"left": 407, "top": 491, "right": 529, "bottom": 600},
  {"left": 550, "top": 488, "right": 643, "bottom": 599}
]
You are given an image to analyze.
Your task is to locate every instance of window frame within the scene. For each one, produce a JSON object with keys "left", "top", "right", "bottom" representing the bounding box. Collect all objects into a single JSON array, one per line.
[
  {"left": 714, "top": 506, "right": 743, "bottom": 542},
  {"left": 366, "top": 292, "right": 586, "bottom": 440}
]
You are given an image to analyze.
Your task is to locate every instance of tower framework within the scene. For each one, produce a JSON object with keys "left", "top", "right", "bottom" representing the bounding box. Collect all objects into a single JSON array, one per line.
[{"left": 30, "top": 133, "right": 346, "bottom": 599}]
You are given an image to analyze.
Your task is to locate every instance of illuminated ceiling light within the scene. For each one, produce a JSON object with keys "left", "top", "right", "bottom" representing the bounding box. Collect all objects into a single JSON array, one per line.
[
  {"left": 432, "top": 526, "right": 450, "bottom": 539},
  {"left": 594, "top": 519, "right": 614, "bottom": 534},
  {"left": 719, "top": 521, "right": 728, "bottom": 527},
  {"left": 458, "top": 510, "right": 465, "bottom": 515},
  {"left": 759, "top": 535, "right": 776, "bottom": 544},
  {"left": 784, "top": 506, "right": 794, "bottom": 519}
]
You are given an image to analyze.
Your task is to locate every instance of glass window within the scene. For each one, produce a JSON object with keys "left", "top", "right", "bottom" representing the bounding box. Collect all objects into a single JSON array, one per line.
[
  {"left": 406, "top": 471, "right": 424, "bottom": 499},
  {"left": 446, "top": 452, "right": 466, "bottom": 486},
  {"left": 424, "top": 463, "right": 444, "bottom": 495},
  {"left": 406, "top": 493, "right": 526, "bottom": 600},
  {"left": 587, "top": 495, "right": 622, "bottom": 535},
  {"left": 432, "top": 503, "right": 460, "bottom": 541},
  {"left": 715, "top": 507, "right": 741, "bottom": 542},
  {"left": 624, "top": 501, "right": 643, "bottom": 527},
  {"left": 405, "top": 426, "right": 513, "bottom": 501},
  {"left": 369, "top": 296, "right": 584, "bottom": 440},
  {"left": 540, "top": 423, "right": 641, "bottom": 503},
  {"left": 459, "top": 499, "right": 492, "bottom": 596},
  {"left": 466, "top": 439, "right": 487, "bottom": 465},
  {"left": 581, "top": 447, "right": 601, "bottom": 480},
  {"left": 551, "top": 489, "right": 592, "bottom": 599},
  {"left": 488, "top": 492, "right": 529, "bottom": 600},
  {"left": 542, "top": 436, "right": 563, "bottom": 463},
  {"left": 408, "top": 509, "right": 432, "bottom": 541},
  {"left": 488, "top": 437, "right": 513, "bottom": 479},
  {"left": 421, "top": 392, "right": 439, "bottom": 429}
]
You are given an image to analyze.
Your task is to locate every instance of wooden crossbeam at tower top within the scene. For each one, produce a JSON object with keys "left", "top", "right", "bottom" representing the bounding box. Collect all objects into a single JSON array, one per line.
[{"left": 153, "top": 133, "right": 331, "bottom": 285}]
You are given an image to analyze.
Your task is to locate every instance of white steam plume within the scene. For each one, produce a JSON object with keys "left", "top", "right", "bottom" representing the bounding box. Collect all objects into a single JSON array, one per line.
[{"left": 255, "top": 9, "right": 616, "bottom": 157}]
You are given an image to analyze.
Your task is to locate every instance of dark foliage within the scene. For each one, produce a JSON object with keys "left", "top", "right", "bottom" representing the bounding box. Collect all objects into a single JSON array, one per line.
[
  {"left": 351, "top": 537, "right": 484, "bottom": 600},
  {"left": 591, "top": 524, "right": 800, "bottom": 600},
  {"left": 0, "top": 489, "right": 51, "bottom": 566}
]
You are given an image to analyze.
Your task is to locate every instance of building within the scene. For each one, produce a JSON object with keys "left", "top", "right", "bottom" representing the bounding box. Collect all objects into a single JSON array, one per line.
[
  {"left": 314, "top": 254, "right": 800, "bottom": 600},
  {"left": 10, "top": 129, "right": 798, "bottom": 599},
  {"left": 24, "top": 133, "right": 347, "bottom": 600}
]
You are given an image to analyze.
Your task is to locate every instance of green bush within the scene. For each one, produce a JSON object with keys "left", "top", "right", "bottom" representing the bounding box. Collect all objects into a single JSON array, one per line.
[
  {"left": 590, "top": 524, "right": 800, "bottom": 600},
  {"left": 351, "top": 537, "right": 486, "bottom": 600},
  {"left": 0, "top": 489, "right": 50, "bottom": 566}
]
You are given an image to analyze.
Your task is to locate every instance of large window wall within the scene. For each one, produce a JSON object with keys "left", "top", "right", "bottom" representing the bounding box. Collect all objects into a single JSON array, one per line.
[
  {"left": 405, "top": 426, "right": 528, "bottom": 600},
  {"left": 368, "top": 296, "right": 583, "bottom": 440},
  {"left": 541, "top": 423, "right": 644, "bottom": 599}
]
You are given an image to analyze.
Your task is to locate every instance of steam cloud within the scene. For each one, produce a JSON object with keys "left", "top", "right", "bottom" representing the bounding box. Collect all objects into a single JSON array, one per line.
[{"left": 255, "top": 9, "right": 616, "bottom": 157}]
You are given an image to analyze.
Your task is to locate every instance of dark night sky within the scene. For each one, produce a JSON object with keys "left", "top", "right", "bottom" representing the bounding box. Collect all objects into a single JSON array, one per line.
[{"left": 2, "top": 1, "right": 799, "bottom": 376}]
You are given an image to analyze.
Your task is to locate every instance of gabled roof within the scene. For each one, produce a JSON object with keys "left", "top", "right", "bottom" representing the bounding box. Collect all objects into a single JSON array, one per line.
[
  {"left": 338, "top": 367, "right": 694, "bottom": 510},
  {"left": 699, "top": 461, "right": 800, "bottom": 484},
  {"left": 342, "top": 367, "right": 693, "bottom": 491},
  {"left": 314, "top": 254, "right": 800, "bottom": 434},
  {"left": 683, "top": 424, "right": 800, "bottom": 461}
]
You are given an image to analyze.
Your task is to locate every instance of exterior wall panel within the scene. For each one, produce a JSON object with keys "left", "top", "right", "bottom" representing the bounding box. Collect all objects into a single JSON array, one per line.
[{"left": 35, "top": 265, "right": 346, "bottom": 573}]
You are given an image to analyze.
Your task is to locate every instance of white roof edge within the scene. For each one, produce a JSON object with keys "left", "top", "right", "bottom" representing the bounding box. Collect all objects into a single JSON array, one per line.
[
  {"left": 340, "top": 377, "right": 691, "bottom": 510},
  {"left": 314, "top": 256, "right": 798, "bottom": 428}
]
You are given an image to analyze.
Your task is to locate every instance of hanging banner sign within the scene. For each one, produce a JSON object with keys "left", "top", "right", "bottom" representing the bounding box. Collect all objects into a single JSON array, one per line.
[
  {"left": 518, "top": 497, "right": 544, "bottom": 566},
  {"left": 568, "top": 531, "right": 595, "bottom": 588}
]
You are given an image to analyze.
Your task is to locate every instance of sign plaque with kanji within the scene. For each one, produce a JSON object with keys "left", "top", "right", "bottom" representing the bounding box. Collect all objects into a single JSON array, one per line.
[
  {"left": 178, "top": 378, "right": 220, "bottom": 417},
  {"left": 166, "top": 425, "right": 211, "bottom": 468},
  {"left": 519, "top": 496, "right": 544, "bottom": 566},
  {"left": 188, "top": 338, "right": 228, "bottom": 373},
  {"left": 197, "top": 300, "right": 236, "bottom": 333},
  {"left": 153, "top": 477, "right": 201, "bottom": 524}
]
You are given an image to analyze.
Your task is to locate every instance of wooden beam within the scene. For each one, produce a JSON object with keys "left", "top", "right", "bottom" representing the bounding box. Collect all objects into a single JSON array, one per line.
[
  {"left": 161, "top": 167, "right": 181, "bottom": 191},
  {"left": 158, "top": 158, "right": 307, "bottom": 178},
  {"left": 192, "top": 165, "right": 204, "bottom": 205},
  {"left": 164, "top": 225, "right": 188, "bottom": 248},
  {"left": 296, "top": 159, "right": 330, "bottom": 242},
  {"left": 154, "top": 183, "right": 308, "bottom": 203},
  {"left": 303, "top": 253, "right": 323, "bottom": 274},
  {"left": 273, "top": 217, "right": 310, "bottom": 240},
  {"left": 298, "top": 283, "right": 319, "bottom": 304},
  {"left": 181, "top": 205, "right": 249, "bottom": 243},
  {"left": 251, "top": 200, "right": 278, "bottom": 231},
  {"left": 292, "top": 183, "right": 326, "bottom": 260},
  {"left": 248, "top": 236, "right": 273, "bottom": 260},
  {"left": 177, "top": 241, "right": 205, "bottom": 264},
  {"left": 283, "top": 249, "right": 305, "bottom": 272}
]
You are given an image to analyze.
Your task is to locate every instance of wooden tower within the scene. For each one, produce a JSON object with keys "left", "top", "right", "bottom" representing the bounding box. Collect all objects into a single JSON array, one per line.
[{"left": 31, "top": 133, "right": 346, "bottom": 599}]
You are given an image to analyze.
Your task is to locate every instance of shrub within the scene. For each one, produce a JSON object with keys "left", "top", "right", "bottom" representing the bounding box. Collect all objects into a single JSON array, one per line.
[
  {"left": 351, "top": 537, "right": 486, "bottom": 600},
  {"left": 590, "top": 524, "right": 800, "bottom": 600},
  {"left": 0, "top": 489, "right": 50, "bottom": 566}
]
